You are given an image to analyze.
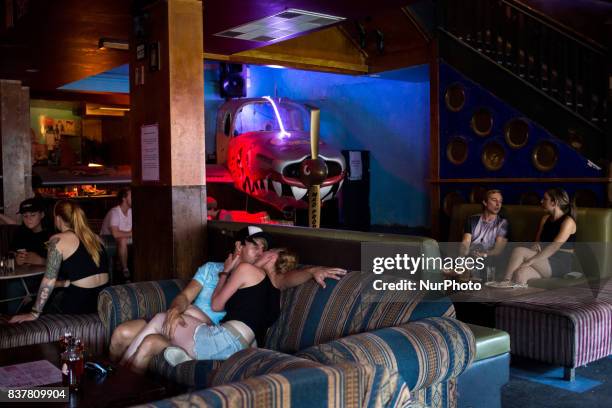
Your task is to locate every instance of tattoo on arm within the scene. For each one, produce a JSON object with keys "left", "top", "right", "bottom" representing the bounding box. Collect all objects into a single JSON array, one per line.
[
  {"left": 34, "top": 238, "right": 62, "bottom": 313},
  {"left": 34, "top": 280, "right": 53, "bottom": 313},
  {"left": 44, "top": 238, "right": 62, "bottom": 280}
]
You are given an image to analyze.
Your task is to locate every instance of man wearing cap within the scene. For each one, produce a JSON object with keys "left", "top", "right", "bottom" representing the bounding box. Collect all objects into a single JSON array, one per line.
[
  {"left": 0, "top": 198, "right": 51, "bottom": 266},
  {"left": 0, "top": 198, "right": 52, "bottom": 313},
  {"left": 109, "top": 225, "right": 346, "bottom": 372}
]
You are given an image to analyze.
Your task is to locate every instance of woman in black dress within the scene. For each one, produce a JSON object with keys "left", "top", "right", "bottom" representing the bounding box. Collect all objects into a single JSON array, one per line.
[{"left": 501, "top": 188, "right": 576, "bottom": 286}]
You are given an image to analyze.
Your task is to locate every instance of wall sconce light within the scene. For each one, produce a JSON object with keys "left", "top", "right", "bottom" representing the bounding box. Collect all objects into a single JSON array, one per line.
[
  {"left": 85, "top": 104, "right": 130, "bottom": 116},
  {"left": 99, "top": 107, "right": 130, "bottom": 112},
  {"left": 98, "top": 38, "right": 129, "bottom": 50}
]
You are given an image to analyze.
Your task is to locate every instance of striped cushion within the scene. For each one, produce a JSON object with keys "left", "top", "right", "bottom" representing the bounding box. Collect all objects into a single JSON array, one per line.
[
  {"left": 211, "top": 348, "right": 324, "bottom": 386},
  {"left": 0, "top": 314, "right": 105, "bottom": 355},
  {"left": 297, "top": 317, "right": 475, "bottom": 408},
  {"left": 265, "top": 272, "right": 455, "bottom": 353},
  {"left": 149, "top": 352, "right": 224, "bottom": 388},
  {"left": 496, "top": 281, "right": 612, "bottom": 368},
  {"left": 98, "top": 279, "right": 185, "bottom": 340},
  {"left": 142, "top": 362, "right": 383, "bottom": 408}
]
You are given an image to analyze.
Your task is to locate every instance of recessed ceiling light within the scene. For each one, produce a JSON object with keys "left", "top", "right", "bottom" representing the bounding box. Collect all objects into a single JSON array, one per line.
[
  {"left": 215, "top": 8, "right": 345, "bottom": 43},
  {"left": 25, "top": 68, "right": 39, "bottom": 73}
]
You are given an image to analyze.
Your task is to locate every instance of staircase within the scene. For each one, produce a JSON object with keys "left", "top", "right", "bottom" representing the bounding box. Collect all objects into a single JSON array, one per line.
[{"left": 436, "top": 0, "right": 610, "bottom": 164}]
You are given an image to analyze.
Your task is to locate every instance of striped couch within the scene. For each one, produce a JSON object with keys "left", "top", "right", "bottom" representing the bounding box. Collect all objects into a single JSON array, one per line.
[
  {"left": 0, "top": 313, "right": 106, "bottom": 354},
  {"left": 100, "top": 272, "right": 475, "bottom": 408}
]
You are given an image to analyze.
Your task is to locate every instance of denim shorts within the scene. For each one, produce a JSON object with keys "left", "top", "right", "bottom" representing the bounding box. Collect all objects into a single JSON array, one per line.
[{"left": 193, "top": 324, "right": 244, "bottom": 360}]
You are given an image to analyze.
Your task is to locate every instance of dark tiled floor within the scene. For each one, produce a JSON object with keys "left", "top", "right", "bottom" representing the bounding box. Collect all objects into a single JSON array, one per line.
[{"left": 502, "top": 356, "right": 612, "bottom": 407}]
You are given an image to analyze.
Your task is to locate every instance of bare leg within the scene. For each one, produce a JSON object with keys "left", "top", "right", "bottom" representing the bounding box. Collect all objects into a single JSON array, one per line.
[
  {"left": 163, "top": 314, "right": 209, "bottom": 359},
  {"left": 513, "top": 266, "right": 542, "bottom": 284},
  {"left": 121, "top": 313, "right": 167, "bottom": 364},
  {"left": 121, "top": 311, "right": 209, "bottom": 364},
  {"left": 183, "top": 305, "right": 212, "bottom": 325},
  {"left": 128, "top": 334, "right": 170, "bottom": 374},
  {"left": 503, "top": 247, "right": 537, "bottom": 281},
  {"left": 514, "top": 259, "right": 552, "bottom": 284},
  {"left": 109, "top": 319, "right": 147, "bottom": 363},
  {"left": 116, "top": 237, "right": 129, "bottom": 276}
]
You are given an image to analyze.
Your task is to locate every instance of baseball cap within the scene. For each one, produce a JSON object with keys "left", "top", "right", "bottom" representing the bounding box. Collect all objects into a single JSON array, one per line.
[
  {"left": 235, "top": 226, "right": 272, "bottom": 251},
  {"left": 17, "top": 198, "right": 44, "bottom": 214}
]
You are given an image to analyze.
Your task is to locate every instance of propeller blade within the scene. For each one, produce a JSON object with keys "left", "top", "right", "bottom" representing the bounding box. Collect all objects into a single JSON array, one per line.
[
  {"left": 309, "top": 108, "right": 320, "bottom": 159},
  {"left": 308, "top": 185, "right": 321, "bottom": 228}
]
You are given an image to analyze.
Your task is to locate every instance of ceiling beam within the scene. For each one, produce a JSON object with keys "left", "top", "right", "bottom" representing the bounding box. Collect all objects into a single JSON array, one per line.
[{"left": 206, "top": 26, "right": 368, "bottom": 75}]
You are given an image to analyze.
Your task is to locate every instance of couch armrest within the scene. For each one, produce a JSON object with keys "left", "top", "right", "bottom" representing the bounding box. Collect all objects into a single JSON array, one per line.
[
  {"left": 211, "top": 348, "right": 324, "bottom": 386},
  {"left": 149, "top": 348, "right": 322, "bottom": 389},
  {"left": 297, "top": 316, "right": 476, "bottom": 392},
  {"left": 149, "top": 352, "right": 224, "bottom": 389},
  {"left": 97, "top": 279, "right": 185, "bottom": 340},
  {"left": 140, "top": 362, "right": 389, "bottom": 408}
]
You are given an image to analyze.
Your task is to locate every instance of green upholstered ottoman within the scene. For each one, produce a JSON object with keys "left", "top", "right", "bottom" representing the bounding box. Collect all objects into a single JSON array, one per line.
[{"left": 457, "top": 324, "right": 510, "bottom": 408}]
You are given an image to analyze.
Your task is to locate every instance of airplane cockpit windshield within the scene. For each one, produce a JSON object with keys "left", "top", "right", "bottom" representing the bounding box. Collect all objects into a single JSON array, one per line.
[{"left": 233, "top": 101, "right": 310, "bottom": 135}]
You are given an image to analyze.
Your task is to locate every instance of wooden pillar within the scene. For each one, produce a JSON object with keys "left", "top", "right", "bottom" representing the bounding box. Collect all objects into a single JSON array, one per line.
[
  {"left": 130, "top": 0, "right": 206, "bottom": 281},
  {"left": 0, "top": 80, "right": 31, "bottom": 216}
]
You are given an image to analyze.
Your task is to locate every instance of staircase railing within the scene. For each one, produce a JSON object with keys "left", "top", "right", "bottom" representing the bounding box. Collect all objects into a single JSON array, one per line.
[{"left": 438, "top": 0, "right": 608, "bottom": 131}]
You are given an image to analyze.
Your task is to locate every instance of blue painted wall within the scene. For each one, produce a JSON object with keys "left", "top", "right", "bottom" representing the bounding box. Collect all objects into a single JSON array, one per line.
[
  {"left": 245, "top": 65, "right": 431, "bottom": 227},
  {"left": 204, "top": 61, "right": 225, "bottom": 160}
]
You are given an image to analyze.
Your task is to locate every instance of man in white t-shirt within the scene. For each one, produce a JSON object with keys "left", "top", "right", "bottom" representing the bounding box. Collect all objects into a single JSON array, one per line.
[{"left": 101, "top": 187, "right": 132, "bottom": 279}]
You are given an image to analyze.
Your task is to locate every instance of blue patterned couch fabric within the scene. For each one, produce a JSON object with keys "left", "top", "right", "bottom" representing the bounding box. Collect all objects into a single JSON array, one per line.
[
  {"left": 266, "top": 272, "right": 456, "bottom": 353},
  {"left": 297, "top": 317, "right": 476, "bottom": 408},
  {"left": 140, "top": 361, "right": 394, "bottom": 408},
  {"left": 210, "top": 347, "right": 325, "bottom": 386}
]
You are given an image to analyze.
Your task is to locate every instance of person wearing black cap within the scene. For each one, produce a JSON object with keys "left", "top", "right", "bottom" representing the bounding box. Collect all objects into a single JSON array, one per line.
[
  {"left": 0, "top": 198, "right": 51, "bottom": 266},
  {"left": 0, "top": 198, "right": 53, "bottom": 314}
]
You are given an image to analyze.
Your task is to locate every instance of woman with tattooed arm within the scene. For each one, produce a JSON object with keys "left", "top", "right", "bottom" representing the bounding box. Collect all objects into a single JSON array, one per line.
[{"left": 9, "top": 200, "right": 109, "bottom": 323}]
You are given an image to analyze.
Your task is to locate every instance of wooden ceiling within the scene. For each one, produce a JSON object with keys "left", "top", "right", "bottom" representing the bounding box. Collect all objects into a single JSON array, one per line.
[
  {"left": 1, "top": 0, "right": 131, "bottom": 91},
  {"left": 1, "top": 0, "right": 426, "bottom": 92},
  {"left": 3, "top": 0, "right": 605, "bottom": 93}
]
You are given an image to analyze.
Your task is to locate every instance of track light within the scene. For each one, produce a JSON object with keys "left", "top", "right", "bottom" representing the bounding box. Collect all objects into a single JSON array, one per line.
[{"left": 98, "top": 38, "right": 129, "bottom": 50}]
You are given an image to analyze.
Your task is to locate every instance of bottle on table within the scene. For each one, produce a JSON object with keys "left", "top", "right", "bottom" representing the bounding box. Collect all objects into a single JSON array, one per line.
[{"left": 61, "top": 337, "right": 84, "bottom": 391}]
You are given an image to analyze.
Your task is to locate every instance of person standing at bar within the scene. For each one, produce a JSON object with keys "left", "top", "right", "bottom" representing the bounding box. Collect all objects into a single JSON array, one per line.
[{"left": 100, "top": 187, "right": 132, "bottom": 280}]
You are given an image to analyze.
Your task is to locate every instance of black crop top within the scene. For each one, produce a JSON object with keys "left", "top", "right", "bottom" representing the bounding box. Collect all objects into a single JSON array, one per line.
[
  {"left": 59, "top": 242, "right": 108, "bottom": 281},
  {"left": 221, "top": 275, "right": 280, "bottom": 346},
  {"left": 540, "top": 214, "right": 576, "bottom": 249}
]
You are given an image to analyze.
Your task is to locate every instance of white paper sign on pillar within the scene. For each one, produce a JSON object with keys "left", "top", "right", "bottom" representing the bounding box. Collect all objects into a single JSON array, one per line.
[{"left": 141, "top": 124, "right": 160, "bottom": 181}]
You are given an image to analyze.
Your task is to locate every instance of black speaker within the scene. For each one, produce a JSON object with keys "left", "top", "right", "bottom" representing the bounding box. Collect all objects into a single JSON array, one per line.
[
  {"left": 339, "top": 150, "right": 371, "bottom": 231},
  {"left": 220, "top": 63, "right": 246, "bottom": 98}
]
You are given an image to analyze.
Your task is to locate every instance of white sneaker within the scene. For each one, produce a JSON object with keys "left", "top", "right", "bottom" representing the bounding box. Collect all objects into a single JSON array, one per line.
[{"left": 164, "top": 346, "right": 193, "bottom": 367}]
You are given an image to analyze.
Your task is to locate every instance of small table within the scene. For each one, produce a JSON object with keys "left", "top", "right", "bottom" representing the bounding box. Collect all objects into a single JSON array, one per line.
[
  {"left": 0, "top": 342, "right": 183, "bottom": 407},
  {"left": 0, "top": 265, "right": 45, "bottom": 313}
]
